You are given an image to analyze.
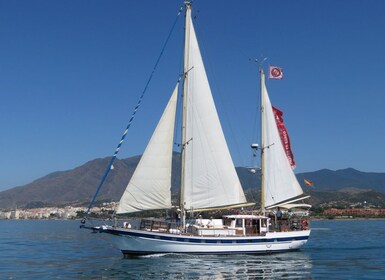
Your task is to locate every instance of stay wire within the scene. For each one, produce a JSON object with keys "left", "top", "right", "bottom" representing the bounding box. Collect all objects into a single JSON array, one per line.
[{"left": 81, "top": 5, "right": 184, "bottom": 224}]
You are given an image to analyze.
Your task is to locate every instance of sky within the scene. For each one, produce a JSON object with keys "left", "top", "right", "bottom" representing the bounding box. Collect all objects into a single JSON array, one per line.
[{"left": 1, "top": 0, "right": 385, "bottom": 191}]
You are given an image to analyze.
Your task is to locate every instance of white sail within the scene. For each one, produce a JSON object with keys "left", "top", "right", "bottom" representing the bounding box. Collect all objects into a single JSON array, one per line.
[
  {"left": 116, "top": 84, "right": 179, "bottom": 214},
  {"left": 86, "top": 3, "right": 311, "bottom": 257},
  {"left": 261, "top": 71, "right": 304, "bottom": 208},
  {"left": 183, "top": 10, "right": 247, "bottom": 211}
]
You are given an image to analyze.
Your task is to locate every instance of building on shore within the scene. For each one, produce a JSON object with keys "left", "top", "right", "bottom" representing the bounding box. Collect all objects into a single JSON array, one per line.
[{"left": 323, "top": 208, "right": 385, "bottom": 217}]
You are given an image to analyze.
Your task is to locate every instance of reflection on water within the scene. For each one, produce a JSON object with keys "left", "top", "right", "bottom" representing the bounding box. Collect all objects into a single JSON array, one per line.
[{"left": 103, "top": 251, "right": 312, "bottom": 279}]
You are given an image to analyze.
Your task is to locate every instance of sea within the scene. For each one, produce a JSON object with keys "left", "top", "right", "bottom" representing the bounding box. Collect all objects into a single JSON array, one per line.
[{"left": 1, "top": 219, "right": 384, "bottom": 279}]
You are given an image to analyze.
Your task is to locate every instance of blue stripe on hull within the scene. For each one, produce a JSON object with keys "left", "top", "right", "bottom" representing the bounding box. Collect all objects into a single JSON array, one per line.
[
  {"left": 121, "top": 248, "right": 300, "bottom": 256},
  {"left": 102, "top": 228, "right": 309, "bottom": 244}
]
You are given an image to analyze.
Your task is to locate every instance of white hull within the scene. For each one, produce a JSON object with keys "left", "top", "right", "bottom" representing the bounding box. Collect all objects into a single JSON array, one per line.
[{"left": 96, "top": 226, "right": 310, "bottom": 256}]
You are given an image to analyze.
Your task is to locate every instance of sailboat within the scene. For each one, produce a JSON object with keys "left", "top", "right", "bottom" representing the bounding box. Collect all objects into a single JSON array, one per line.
[{"left": 81, "top": 2, "right": 311, "bottom": 256}]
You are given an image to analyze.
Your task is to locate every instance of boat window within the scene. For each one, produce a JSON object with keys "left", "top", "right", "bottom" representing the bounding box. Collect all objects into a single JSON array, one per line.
[
  {"left": 223, "top": 218, "right": 232, "bottom": 227},
  {"left": 235, "top": 219, "right": 242, "bottom": 227},
  {"left": 261, "top": 219, "right": 267, "bottom": 227}
]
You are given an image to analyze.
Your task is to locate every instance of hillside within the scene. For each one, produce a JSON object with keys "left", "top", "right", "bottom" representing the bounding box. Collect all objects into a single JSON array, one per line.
[
  {"left": 0, "top": 154, "right": 384, "bottom": 209},
  {"left": 0, "top": 157, "right": 139, "bottom": 209},
  {"left": 296, "top": 168, "right": 385, "bottom": 192}
]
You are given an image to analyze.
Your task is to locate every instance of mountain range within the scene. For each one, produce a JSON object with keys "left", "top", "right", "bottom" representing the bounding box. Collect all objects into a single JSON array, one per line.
[{"left": 0, "top": 154, "right": 384, "bottom": 210}]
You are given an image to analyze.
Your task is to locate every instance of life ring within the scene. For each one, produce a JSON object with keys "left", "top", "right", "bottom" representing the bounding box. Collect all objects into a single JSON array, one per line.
[{"left": 301, "top": 219, "right": 309, "bottom": 230}]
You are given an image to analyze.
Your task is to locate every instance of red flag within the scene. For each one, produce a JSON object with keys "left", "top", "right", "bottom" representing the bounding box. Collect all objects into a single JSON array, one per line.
[
  {"left": 269, "top": 66, "right": 283, "bottom": 79},
  {"left": 304, "top": 179, "right": 314, "bottom": 187},
  {"left": 272, "top": 106, "right": 296, "bottom": 169}
]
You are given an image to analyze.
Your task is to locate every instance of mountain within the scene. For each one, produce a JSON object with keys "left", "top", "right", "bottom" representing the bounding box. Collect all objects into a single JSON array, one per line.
[
  {"left": 296, "top": 168, "right": 385, "bottom": 193},
  {"left": 0, "top": 155, "right": 384, "bottom": 209},
  {"left": 0, "top": 157, "right": 139, "bottom": 209}
]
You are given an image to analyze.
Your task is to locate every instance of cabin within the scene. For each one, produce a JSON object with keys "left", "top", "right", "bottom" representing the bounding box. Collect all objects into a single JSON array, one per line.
[
  {"left": 129, "top": 210, "right": 309, "bottom": 236},
  {"left": 187, "top": 215, "right": 270, "bottom": 236}
]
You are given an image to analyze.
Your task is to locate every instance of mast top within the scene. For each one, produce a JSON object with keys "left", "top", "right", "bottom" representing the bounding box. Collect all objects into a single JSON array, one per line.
[{"left": 253, "top": 57, "right": 268, "bottom": 73}]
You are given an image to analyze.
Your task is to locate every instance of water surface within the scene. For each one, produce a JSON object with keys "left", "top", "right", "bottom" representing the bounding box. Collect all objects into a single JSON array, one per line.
[{"left": 1, "top": 219, "right": 384, "bottom": 279}]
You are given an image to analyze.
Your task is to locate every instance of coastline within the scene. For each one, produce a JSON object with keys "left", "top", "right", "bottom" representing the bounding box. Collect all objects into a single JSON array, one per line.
[{"left": 2, "top": 216, "right": 385, "bottom": 221}]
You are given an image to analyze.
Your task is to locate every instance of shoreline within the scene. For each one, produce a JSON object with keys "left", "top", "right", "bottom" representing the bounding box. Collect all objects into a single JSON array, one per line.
[
  {"left": 310, "top": 216, "right": 385, "bottom": 221},
  {"left": 2, "top": 216, "right": 385, "bottom": 221}
]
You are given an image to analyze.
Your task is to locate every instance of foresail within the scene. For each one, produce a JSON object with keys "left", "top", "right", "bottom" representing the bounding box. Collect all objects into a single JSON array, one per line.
[
  {"left": 261, "top": 72, "right": 304, "bottom": 208},
  {"left": 183, "top": 11, "right": 247, "bottom": 211},
  {"left": 116, "top": 84, "right": 178, "bottom": 214}
]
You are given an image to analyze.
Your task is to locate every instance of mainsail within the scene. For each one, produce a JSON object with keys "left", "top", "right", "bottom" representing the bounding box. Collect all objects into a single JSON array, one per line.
[
  {"left": 261, "top": 71, "right": 304, "bottom": 208},
  {"left": 116, "top": 84, "right": 179, "bottom": 214},
  {"left": 182, "top": 8, "right": 247, "bottom": 211},
  {"left": 117, "top": 5, "right": 247, "bottom": 214}
]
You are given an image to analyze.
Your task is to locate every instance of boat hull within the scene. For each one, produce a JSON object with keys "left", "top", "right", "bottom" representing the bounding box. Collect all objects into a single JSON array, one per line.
[{"left": 96, "top": 226, "right": 310, "bottom": 256}]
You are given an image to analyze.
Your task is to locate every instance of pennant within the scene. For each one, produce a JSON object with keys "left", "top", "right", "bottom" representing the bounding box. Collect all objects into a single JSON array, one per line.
[
  {"left": 272, "top": 106, "right": 296, "bottom": 169},
  {"left": 269, "top": 66, "right": 283, "bottom": 79},
  {"left": 304, "top": 179, "right": 314, "bottom": 187}
]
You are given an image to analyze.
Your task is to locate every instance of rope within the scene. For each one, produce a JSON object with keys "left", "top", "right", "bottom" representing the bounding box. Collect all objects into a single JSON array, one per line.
[{"left": 81, "top": 5, "right": 183, "bottom": 224}]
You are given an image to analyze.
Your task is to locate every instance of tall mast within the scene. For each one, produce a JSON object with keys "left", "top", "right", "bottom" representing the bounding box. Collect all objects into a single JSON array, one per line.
[
  {"left": 180, "top": 1, "right": 192, "bottom": 229},
  {"left": 260, "top": 68, "right": 265, "bottom": 215}
]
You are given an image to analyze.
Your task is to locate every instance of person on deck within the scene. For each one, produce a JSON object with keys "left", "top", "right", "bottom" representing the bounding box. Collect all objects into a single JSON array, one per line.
[{"left": 276, "top": 207, "right": 282, "bottom": 220}]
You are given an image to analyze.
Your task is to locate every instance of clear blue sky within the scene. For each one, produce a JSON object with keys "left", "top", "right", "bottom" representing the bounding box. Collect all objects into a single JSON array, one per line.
[{"left": 1, "top": 0, "right": 385, "bottom": 191}]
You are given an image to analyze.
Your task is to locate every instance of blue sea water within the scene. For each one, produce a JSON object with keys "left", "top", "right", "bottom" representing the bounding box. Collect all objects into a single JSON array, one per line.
[{"left": 0, "top": 219, "right": 384, "bottom": 279}]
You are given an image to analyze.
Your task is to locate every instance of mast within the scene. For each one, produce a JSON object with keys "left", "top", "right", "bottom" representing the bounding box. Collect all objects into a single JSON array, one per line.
[
  {"left": 180, "top": 1, "right": 192, "bottom": 229},
  {"left": 260, "top": 68, "right": 265, "bottom": 215},
  {"left": 259, "top": 67, "right": 305, "bottom": 210}
]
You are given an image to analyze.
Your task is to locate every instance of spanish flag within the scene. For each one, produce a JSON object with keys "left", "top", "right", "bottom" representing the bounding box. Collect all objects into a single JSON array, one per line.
[{"left": 304, "top": 179, "right": 314, "bottom": 187}]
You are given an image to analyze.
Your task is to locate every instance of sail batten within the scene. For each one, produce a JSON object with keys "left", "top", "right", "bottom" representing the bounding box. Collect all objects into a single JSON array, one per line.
[
  {"left": 261, "top": 71, "right": 304, "bottom": 208},
  {"left": 116, "top": 84, "right": 179, "bottom": 214}
]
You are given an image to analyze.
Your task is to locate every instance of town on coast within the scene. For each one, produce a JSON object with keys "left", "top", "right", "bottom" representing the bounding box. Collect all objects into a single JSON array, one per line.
[
  {"left": 2, "top": 202, "right": 385, "bottom": 220},
  {"left": 0, "top": 202, "right": 116, "bottom": 220}
]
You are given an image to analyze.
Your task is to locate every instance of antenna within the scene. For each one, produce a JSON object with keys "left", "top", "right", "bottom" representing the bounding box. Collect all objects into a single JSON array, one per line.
[{"left": 250, "top": 56, "right": 268, "bottom": 70}]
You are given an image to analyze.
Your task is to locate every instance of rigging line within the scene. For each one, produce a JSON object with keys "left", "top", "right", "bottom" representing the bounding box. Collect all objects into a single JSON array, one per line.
[
  {"left": 246, "top": 58, "right": 264, "bottom": 168},
  {"left": 81, "top": 5, "right": 184, "bottom": 224},
  {"left": 173, "top": 29, "right": 186, "bottom": 151}
]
